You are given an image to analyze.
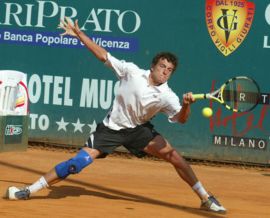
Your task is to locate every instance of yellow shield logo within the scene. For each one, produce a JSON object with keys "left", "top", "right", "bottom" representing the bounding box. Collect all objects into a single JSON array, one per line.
[{"left": 206, "top": 0, "right": 255, "bottom": 56}]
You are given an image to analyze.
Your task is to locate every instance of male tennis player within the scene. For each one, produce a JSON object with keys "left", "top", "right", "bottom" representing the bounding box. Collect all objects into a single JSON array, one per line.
[{"left": 6, "top": 17, "right": 226, "bottom": 213}]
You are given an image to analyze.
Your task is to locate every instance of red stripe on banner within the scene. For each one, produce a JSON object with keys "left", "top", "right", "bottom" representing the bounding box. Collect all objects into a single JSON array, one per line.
[{"left": 19, "top": 81, "right": 30, "bottom": 113}]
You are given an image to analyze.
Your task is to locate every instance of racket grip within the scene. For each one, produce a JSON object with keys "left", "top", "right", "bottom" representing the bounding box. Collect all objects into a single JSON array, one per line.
[{"left": 193, "top": 94, "right": 205, "bottom": 100}]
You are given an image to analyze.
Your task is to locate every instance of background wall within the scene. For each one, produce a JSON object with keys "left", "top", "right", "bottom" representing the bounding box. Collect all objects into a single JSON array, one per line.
[{"left": 0, "top": 0, "right": 269, "bottom": 164}]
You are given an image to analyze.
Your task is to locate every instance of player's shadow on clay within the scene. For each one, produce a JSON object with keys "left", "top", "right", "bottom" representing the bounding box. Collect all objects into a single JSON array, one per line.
[
  {"left": 35, "top": 185, "right": 137, "bottom": 200},
  {"left": 31, "top": 185, "right": 225, "bottom": 218},
  {"left": 0, "top": 161, "right": 225, "bottom": 218}
]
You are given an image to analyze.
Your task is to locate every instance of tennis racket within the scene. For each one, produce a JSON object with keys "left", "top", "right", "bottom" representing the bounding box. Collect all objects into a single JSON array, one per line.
[{"left": 193, "top": 76, "right": 260, "bottom": 112}]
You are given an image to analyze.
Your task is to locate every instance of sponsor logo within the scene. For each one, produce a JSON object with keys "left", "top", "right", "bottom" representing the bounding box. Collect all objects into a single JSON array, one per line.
[
  {"left": 5, "top": 125, "right": 23, "bottom": 136},
  {"left": 0, "top": 29, "right": 138, "bottom": 51},
  {"left": 0, "top": 1, "right": 141, "bottom": 51},
  {"left": 0, "top": 1, "right": 141, "bottom": 34},
  {"left": 207, "top": 80, "right": 269, "bottom": 152},
  {"left": 205, "top": 0, "right": 255, "bottom": 56},
  {"left": 213, "top": 135, "right": 267, "bottom": 150},
  {"left": 84, "top": 156, "right": 91, "bottom": 162}
]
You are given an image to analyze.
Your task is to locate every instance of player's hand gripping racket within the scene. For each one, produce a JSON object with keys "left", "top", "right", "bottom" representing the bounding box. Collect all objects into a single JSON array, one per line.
[{"left": 193, "top": 76, "right": 260, "bottom": 112}]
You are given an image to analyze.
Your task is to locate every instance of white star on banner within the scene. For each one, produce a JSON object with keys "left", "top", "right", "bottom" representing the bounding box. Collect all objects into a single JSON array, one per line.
[
  {"left": 72, "top": 118, "right": 85, "bottom": 133},
  {"left": 56, "top": 117, "right": 69, "bottom": 132},
  {"left": 88, "top": 120, "right": 97, "bottom": 134}
]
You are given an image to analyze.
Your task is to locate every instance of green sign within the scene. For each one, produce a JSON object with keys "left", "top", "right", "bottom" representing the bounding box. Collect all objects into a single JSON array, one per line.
[
  {"left": 4, "top": 116, "right": 23, "bottom": 144},
  {"left": 0, "top": 0, "right": 269, "bottom": 164}
]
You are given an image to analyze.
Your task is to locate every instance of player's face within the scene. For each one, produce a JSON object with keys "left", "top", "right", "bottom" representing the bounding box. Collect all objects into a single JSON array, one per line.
[{"left": 149, "top": 58, "right": 175, "bottom": 86}]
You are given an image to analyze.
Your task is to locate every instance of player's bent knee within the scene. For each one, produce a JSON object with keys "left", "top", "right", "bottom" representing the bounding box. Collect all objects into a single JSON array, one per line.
[{"left": 55, "top": 149, "right": 93, "bottom": 179}]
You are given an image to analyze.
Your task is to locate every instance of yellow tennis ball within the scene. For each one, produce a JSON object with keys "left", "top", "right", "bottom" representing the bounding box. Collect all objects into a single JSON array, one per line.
[{"left": 202, "top": 107, "right": 213, "bottom": 118}]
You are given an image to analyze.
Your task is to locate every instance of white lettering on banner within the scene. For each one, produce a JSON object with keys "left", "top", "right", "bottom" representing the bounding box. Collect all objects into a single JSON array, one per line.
[
  {"left": 64, "top": 77, "right": 73, "bottom": 106},
  {"left": 1, "top": 30, "right": 80, "bottom": 46},
  {"left": 81, "top": 9, "right": 141, "bottom": 33},
  {"left": 100, "top": 80, "right": 113, "bottom": 109},
  {"left": 2, "top": 3, "right": 23, "bottom": 26},
  {"left": 4, "top": 31, "right": 33, "bottom": 42},
  {"left": 80, "top": 79, "right": 119, "bottom": 109},
  {"left": 0, "top": 1, "right": 141, "bottom": 34},
  {"left": 35, "top": 33, "right": 79, "bottom": 46},
  {"left": 102, "top": 9, "right": 120, "bottom": 32},
  {"left": 265, "top": 4, "right": 270, "bottom": 25},
  {"left": 29, "top": 113, "right": 49, "bottom": 130},
  {"left": 29, "top": 113, "right": 98, "bottom": 133},
  {"left": 36, "top": 1, "right": 58, "bottom": 27},
  {"left": 118, "top": 10, "right": 141, "bottom": 34},
  {"left": 213, "top": 135, "right": 267, "bottom": 150},
  {"left": 39, "top": 114, "right": 50, "bottom": 130},
  {"left": 80, "top": 79, "right": 98, "bottom": 108},
  {"left": 29, "top": 114, "right": 38, "bottom": 129},
  {"left": 59, "top": 6, "right": 77, "bottom": 22},
  {"left": 264, "top": 4, "right": 270, "bottom": 48},
  {"left": 82, "top": 8, "right": 113, "bottom": 32},
  {"left": 28, "top": 74, "right": 42, "bottom": 104},
  {"left": 263, "top": 36, "right": 270, "bottom": 48},
  {"left": 28, "top": 74, "right": 73, "bottom": 106},
  {"left": 27, "top": 74, "right": 118, "bottom": 109},
  {"left": 92, "top": 37, "right": 130, "bottom": 49},
  {"left": 25, "top": 4, "right": 34, "bottom": 26},
  {"left": 43, "top": 75, "right": 53, "bottom": 104},
  {"left": 261, "top": 94, "right": 269, "bottom": 104},
  {"left": 54, "top": 76, "right": 63, "bottom": 105}
]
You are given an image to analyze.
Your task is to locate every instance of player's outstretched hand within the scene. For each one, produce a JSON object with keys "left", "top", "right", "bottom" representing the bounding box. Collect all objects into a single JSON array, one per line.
[
  {"left": 182, "top": 92, "right": 195, "bottom": 105},
  {"left": 59, "top": 17, "right": 81, "bottom": 37}
]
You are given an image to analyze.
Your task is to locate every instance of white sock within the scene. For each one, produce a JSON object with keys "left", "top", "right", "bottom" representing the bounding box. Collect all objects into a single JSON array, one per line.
[
  {"left": 27, "top": 176, "right": 49, "bottom": 194},
  {"left": 192, "top": 181, "right": 209, "bottom": 200}
]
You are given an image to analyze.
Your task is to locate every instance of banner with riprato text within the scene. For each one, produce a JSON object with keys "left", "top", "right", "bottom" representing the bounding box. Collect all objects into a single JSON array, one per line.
[{"left": 0, "top": 0, "right": 269, "bottom": 164}]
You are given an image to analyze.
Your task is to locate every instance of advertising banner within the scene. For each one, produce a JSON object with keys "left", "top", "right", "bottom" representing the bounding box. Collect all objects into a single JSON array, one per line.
[{"left": 0, "top": 0, "right": 269, "bottom": 164}]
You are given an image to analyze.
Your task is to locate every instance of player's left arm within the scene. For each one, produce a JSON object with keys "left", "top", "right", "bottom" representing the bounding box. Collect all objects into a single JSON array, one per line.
[{"left": 176, "top": 92, "right": 195, "bottom": 123}]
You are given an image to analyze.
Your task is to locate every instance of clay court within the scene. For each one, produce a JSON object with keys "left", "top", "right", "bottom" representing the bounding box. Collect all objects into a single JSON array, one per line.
[{"left": 0, "top": 148, "right": 269, "bottom": 218}]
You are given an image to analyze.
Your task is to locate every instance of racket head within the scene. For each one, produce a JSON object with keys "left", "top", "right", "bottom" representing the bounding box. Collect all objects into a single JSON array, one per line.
[{"left": 220, "top": 76, "right": 260, "bottom": 112}]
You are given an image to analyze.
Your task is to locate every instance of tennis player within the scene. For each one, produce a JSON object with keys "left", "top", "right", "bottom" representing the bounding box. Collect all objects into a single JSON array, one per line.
[{"left": 7, "top": 17, "right": 226, "bottom": 214}]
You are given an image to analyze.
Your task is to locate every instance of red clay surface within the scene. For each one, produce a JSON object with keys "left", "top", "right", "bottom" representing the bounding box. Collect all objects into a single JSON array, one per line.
[{"left": 0, "top": 148, "right": 269, "bottom": 218}]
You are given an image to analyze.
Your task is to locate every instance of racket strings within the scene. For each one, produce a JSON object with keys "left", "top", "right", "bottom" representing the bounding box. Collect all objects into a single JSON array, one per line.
[{"left": 222, "top": 78, "right": 260, "bottom": 112}]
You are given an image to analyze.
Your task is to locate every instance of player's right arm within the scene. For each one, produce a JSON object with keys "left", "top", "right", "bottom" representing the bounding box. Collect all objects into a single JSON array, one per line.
[
  {"left": 176, "top": 92, "right": 194, "bottom": 123},
  {"left": 59, "top": 17, "right": 136, "bottom": 78},
  {"left": 60, "top": 17, "right": 107, "bottom": 62}
]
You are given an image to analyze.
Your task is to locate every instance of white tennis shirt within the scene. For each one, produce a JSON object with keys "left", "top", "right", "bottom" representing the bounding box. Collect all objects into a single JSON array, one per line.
[{"left": 103, "top": 53, "right": 182, "bottom": 130}]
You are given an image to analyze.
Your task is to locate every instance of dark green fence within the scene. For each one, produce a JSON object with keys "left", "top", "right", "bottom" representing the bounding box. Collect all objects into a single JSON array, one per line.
[{"left": 0, "top": 0, "right": 269, "bottom": 164}]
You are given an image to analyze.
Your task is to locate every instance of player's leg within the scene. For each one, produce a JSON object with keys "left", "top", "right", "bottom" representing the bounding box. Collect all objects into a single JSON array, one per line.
[
  {"left": 45, "top": 147, "right": 101, "bottom": 185},
  {"left": 6, "top": 122, "right": 123, "bottom": 200},
  {"left": 143, "top": 135, "right": 226, "bottom": 213},
  {"left": 6, "top": 147, "right": 102, "bottom": 200},
  {"left": 143, "top": 136, "right": 202, "bottom": 192},
  {"left": 43, "top": 147, "right": 101, "bottom": 185},
  {"left": 125, "top": 123, "right": 210, "bottom": 201}
]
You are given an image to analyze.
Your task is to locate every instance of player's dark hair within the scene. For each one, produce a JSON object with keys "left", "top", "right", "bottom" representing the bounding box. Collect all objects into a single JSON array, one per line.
[{"left": 151, "top": 52, "right": 178, "bottom": 73}]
